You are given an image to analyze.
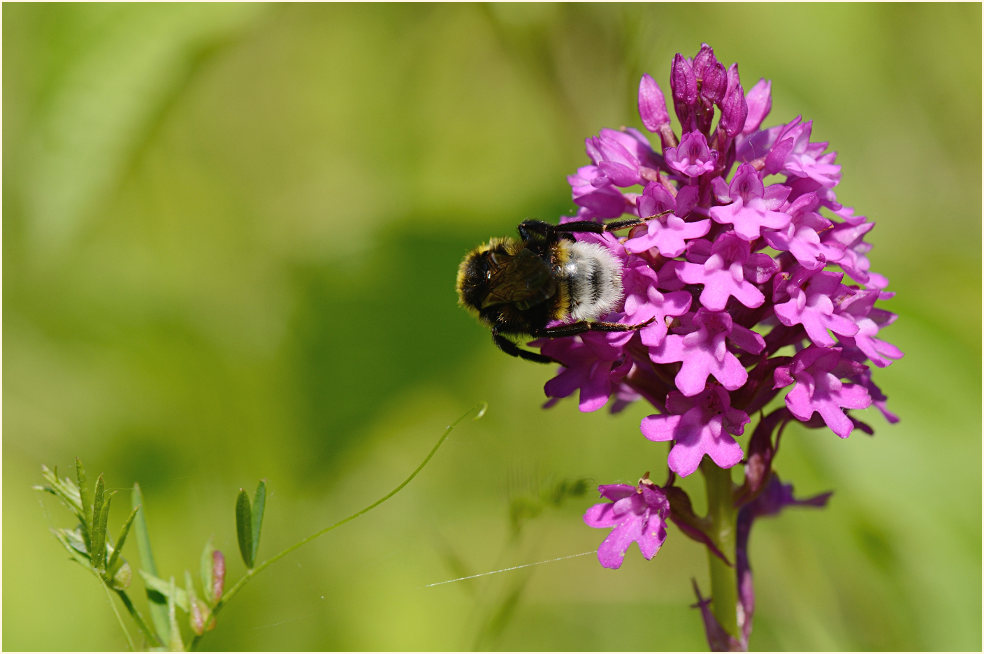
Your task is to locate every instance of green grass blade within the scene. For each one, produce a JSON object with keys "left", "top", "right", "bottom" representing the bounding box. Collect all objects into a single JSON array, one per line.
[
  {"left": 132, "top": 483, "right": 169, "bottom": 641},
  {"left": 235, "top": 489, "right": 253, "bottom": 568}
]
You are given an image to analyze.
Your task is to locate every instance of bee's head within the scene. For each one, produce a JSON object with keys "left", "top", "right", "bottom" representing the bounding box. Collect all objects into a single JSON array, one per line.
[{"left": 456, "top": 237, "right": 514, "bottom": 318}]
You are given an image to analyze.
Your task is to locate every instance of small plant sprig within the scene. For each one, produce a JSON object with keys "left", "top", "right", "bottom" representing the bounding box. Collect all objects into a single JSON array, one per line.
[{"left": 36, "top": 404, "right": 486, "bottom": 650}]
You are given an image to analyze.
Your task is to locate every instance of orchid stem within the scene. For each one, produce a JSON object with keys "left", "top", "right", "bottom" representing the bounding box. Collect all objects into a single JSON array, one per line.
[{"left": 702, "top": 461, "right": 739, "bottom": 643}]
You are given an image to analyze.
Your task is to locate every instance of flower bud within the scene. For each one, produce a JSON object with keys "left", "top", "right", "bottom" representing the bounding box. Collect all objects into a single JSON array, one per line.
[
  {"left": 638, "top": 74, "right": 670, "bottom": 133},
  {"left": 670, "top": 54, "right": 697, "bottom": 104},
  {"left": 109, "top": 560, "right": 132, "bottom": 591},
  {"left": 719, "top": 81, "right": 749, "bottom": 138},
  {"left": 693, "top": 44, "right": 727, "bottom": 105},
  {"left": 190, "top": 593, "right": 208, "bottom": 636},
  {"left": 670, "top": 54, "right": 697, "bottom": 130},
  {"left": 701, "top": 64, "right": 728, "bottom": 105},
  {"left": 210, "top": 549, "right": 225, "bottom": 604}
]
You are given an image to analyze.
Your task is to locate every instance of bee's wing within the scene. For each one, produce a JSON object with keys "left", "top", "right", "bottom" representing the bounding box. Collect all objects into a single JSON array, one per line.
[{"left": 482, "top": 249, "right": 555, "bottom": 309}]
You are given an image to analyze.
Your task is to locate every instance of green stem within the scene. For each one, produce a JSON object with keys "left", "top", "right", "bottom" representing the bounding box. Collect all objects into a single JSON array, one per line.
[
  {"left": 98, "top": 569, "right": 162, "bottom": 650},
  {"left": 101, "top": 583, "right": 136, "bottom": 651},
  {"left": 115, "top": 588, "right": 163, "bottom": 649},
  {"left": 702, "top": 461, "right": 739, "bottom": 641},
  {"left": 188, "top": 403, "right": 486, "bottom": 650}
]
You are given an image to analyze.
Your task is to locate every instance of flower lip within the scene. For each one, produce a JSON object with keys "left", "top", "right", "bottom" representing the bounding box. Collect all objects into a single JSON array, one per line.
[
  {"left": 774, "top": 345, "right": 872, "bottom": 438},
  {"left": 583, "top": 475, "right": 671, "bottom": 569},
  {"left": 665, "top": 131, "right": 718, "bottom": 177},
  {"left": 640, "top": 385, "right": 748, "bottom": 477}
]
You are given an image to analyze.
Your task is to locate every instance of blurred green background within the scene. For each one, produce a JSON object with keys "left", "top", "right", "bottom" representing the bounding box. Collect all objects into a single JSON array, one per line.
[{"left": 3, "top": 3, "right": 981, "bottom": 651}]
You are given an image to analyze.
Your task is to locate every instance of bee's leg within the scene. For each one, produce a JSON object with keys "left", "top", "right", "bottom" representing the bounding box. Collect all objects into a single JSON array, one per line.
[
  {"left": 520, "top": 211, "right": 673, "bottom": 240},
  {"left": 559, "top": 212, "right": 674, "bottom": 235},
  {"left": 492, "top": 330, "right": 558, "bottom": 364},
  {"left": 519, "top": 219, "right": 607, "bottom": 239},
  {"left": 535, "top": 317, "right": 655, "bottom": 338},
  {"left": 517, "top": 220, "right": 559, "bottom": 241}
]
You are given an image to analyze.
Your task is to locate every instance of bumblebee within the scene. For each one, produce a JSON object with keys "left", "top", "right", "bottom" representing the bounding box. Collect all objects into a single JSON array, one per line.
[{"left": 456, "top": 218, "right": 656, "bottom": 364}]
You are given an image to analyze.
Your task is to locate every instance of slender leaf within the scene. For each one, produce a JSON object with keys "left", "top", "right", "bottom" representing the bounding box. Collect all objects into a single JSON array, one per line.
[
  {"left": 250, "top": 480, "right": 266, "bottom": 564},
  {"left": 99, "top": 491, "right": 117, "bottom": 571},
  {"left": 166, "top": 576, "right": 183, "bottom": 651},
  {"left": 90, "top": 477, "right": 108, "bottom": 570},
  {"left": 132, "top": 484, "right": 169, "bottom": 641},
  {"left": 107, "top": 505, "right": 139, "bottom": 576},
  {"left": 75, "top": 461, "right": 93, "bottom": 551},
  {"left": 76, "top": 459, "right": 90, "bottom": 529},
  {"left": 184, "top": 570, "right": 195, "bottom": 596},
  {"left": 235, "top": 489, "right": 253, "bottom": 568},
  {"left": 199, "top": 539, "right": 215, "bottom": 606}
]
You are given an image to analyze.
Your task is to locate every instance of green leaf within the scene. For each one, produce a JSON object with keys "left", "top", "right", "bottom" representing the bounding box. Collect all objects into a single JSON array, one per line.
[
  {"left": 75, "top": 461, "right": 93, "bottom": 551},
  {"left": 250, "top": 480, "right": 266, "bottom": 564},
  {"left": 235, "top": 489, "right": 253, "bottom": 568},
  {"left": 99, "top": 491, "right": 117, "bottom": 569},
  {"left": 90, "top": 476, "right": 108, "bottom": 570},
  {"left": 54, "top": 527, "right": 89, "bottom": 557},
  {"left": 93, "top": 490, "right": 116, "bottom": 572},
  {"left": 139, "top": 570, "right": 190, "bottom": 613},
  {"left": 52, "top": 528, "right": 93, "bottom": 569},
  {"left": 165, "top": 576, "right": 184, "bottom": 651},
  {"left": 199, "top": 539, "right": 215, "bottom": 606},
  {"left": 132, "top": 484, "right": 169, "bottom": 642},
  {"left": 76, "top": 459, "right": 90, "bottom": 528},
  {"left": 36, "top": 464, "right": 84, "bottom": 517},
  {"left": 131, "top": 485, "right": 156, "bottom": 572},
  {"left": 107, "top": 504, "right": 139, "bottom": 577}
]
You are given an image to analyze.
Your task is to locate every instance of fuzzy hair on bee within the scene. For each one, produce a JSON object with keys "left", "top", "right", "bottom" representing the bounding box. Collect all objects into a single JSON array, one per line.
[{"left": 456, "top": 217, "right": 659, "bottom": 364}]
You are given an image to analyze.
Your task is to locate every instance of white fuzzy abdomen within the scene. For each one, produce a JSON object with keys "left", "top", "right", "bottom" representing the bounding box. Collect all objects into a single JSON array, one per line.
[{"left": 561, "top": 241, "right": 624, "bottom": 321}]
